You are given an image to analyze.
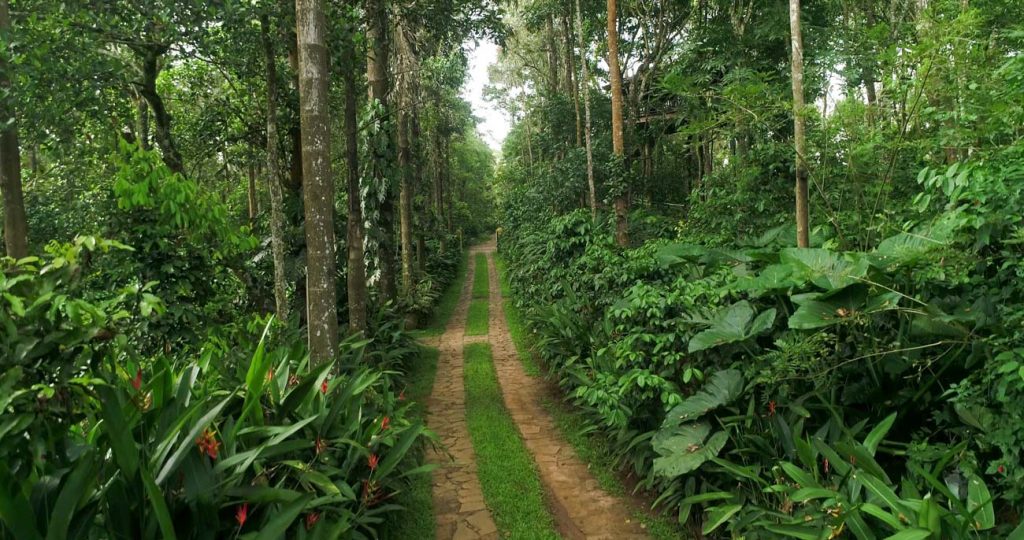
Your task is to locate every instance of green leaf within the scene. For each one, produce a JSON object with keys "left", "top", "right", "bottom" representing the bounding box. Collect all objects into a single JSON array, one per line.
[
  {"left": 653, "top": 425, "right": 728, "bottom": 478},
  {"left": 97, "top": 386, "right": 139, "bottom": 478},
  {"left": 662, "top": 369, "right": 743, "bottom": 425},
  {"left": 860, "top": 502, "right": 903, "bottom": 530},
  {"left": 702, "top": 504, "right": 742, "bottom": 534},
  {"left": 966, "top": 473, "right": 995, "bottom": 530},
  {"left": 761, "top": 524, "right": 823, "bottom": 539},
  {"left": 155, "top": 395, "right": 232, "bottom": 485},
  {"left": 780, "top": 248, "right": 869, "bottom": 290},
  {"left": 46, "top": 454, "right": 97, "bottom": 540},
  {"left": 689, "top": 302, "right": 774, "bottom": 352},
  {"left": 855, "top": 471, "right": 910, "bottom": 517},
  {"left": 140, "top": 466, "right": 177, "bottom": 540},
  {"left": 0, "top": 463, "right": 41, "bottom": 540},
  {"left": 678, "top": 491, "right": 736, "bottom": 506},
  {"left": 780, "top": 461, "right": 821, "bottom": 489},
  {"left": 791, "top": 487, "right": 839, "bottom": 501},
  {"left": 882, "top": 530, "right": 932, "bottom": 540},
  {"left": 253, "top": 494, "right": 311, "bottom": 540},
  {"left": 864, "top": 413, "right": 897, "bottom": 456}
]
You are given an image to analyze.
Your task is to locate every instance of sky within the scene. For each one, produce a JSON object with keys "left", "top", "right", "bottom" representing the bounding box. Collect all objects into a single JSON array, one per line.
[{"left": 462, "top": 40, "right": 510, "bottom": 153}]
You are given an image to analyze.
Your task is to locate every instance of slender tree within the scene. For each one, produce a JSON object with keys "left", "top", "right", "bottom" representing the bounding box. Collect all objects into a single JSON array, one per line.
[
  {"left": 0, "top": 0, "right": 27, "bottom": 258},
  {"left": 396, "top": 23, "right": 415, "bottom": 297},
  {"left": 607, "top": 0, "right": 628, "bottom": 246},
  {"left": 576, "top": 0, "right": 596, "bottom": 222},
  {"left": 295, "top": 0, "right": 338, "bottom": 364},
  {"left": 788, "top": 0, "right": 810, "bottom": 247},
  {"left": 366, "top": 0, "right": 398, "bottom": 303},
  {"left": 342, "top": 16, "right": 368, "bottom": 335},
  {"left": 260, "top": 13, "right": 290, "bottom": 323}
]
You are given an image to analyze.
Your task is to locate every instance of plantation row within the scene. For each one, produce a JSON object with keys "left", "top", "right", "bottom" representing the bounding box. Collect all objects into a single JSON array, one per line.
[{"left": 498, "top": 162, "right": 1024, "bottom": 537}]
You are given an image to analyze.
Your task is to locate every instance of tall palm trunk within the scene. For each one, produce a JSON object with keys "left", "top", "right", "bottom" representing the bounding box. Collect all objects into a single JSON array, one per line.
[
  {"left": 576, "top": 0, "right": 597, "bottom": 222},
  {"left": 295, "top": 0, "right": 338, "bottom": 364},
  {"left": 342, "top": 20, "right": 368, "bottom": 335}
]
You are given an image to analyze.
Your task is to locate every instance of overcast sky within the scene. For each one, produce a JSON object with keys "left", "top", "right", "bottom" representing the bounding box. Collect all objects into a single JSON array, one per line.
[{"left": 462, "top": 40, "right": 510, "bottom": 153}]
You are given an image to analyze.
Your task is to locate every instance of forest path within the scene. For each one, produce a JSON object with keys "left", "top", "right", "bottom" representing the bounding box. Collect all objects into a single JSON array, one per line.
[
  {"left": 480, "top": 241, "right": 649, "bottom": 540},
  {"left": 426, "top": 248, "right": 500, "bottom": 540}
]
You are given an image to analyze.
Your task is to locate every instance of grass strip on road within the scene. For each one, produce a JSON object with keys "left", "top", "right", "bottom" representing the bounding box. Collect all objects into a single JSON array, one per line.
[
  {"left": 463, "top": 343, "right": 559, "bottom": 539},
  {"left": 494, "top": 254, "right": 541, "bottom": 376},
  {"left": 471, "top": 253, "right": 489, "bottom": 299},
  {"left": 465, "top": 299, "right": 489, "bottom": 336},
  {"left": 418, "top": 250, "right": 469, "bottom": 337}
]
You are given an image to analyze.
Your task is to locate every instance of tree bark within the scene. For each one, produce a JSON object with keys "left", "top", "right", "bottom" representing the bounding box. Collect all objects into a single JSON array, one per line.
[
  {"left": 607, "top": 0, "right": 628, "bottom": 247},
  {"left": 135, "top": 90, "right": 150, "bottom": 150},
  {"left": 247, "top": 162, "right": 258, "bottom": 222},
  {"left": 0, "top": 0, "right": 27, "bottom": 258},
  {"left": 260, "top": 14, "right": 290, "bottom": 323},
  {"left": 545, "top": 15, "right": 560, "bottom": 93},
  {"left": 575, "top": 0, "right": 597, "bottom": 222},
  {"left": 561, "top": 15, "right": 582, "bottom": 146},
  {"left": 789, "top": 0, "right": 810, "bottom": 248},
  {"left": 295, "top": 0, "right": 338, "bottom": 364},
  {"left": 342, "top": 24, "right": 368, "bottom": 335},
  {"left": 137, "top": 47, "right": 184, "bottom": 175},
  {"left": 366, "top": 0, "right": 398, "bottom": 304}
]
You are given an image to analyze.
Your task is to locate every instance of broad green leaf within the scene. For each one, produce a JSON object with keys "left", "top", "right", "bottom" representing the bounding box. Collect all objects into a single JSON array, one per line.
[
  {"left": 0, "top": 463, "right": 41, "bottom": 540},
  {"left": 678, "top": 491, "right": 736, "bottom": 505},
  {"left": 662, "top": 369, "right": 743, "bottom": 425},
  {"left": 966, "top": 473, "right": 995, "bottom": 530},
  {"left": 855, "top": 471, "right": 910, "bottom": 517},
  {"left": 702, "top": 504, "right": 742, "bottom": 535},
  {"left": 762, "top": 524, "right": 823, "bottom": 539},
  {"left": 46, "top": 454, "right": 97, "bottom": 540},
  {"left": 653, "top": 426, "right": 728, "bottom": 478},
  {"left": 689, "top": 302, "right": 774, "bottom": 352},
  {"left": 97, "top": 386, "right": 139, "bottom": 478},
  {"left": 780, "top": 248, "right": 869, "bottom": 290},
  {"left": 791, "top": 487, "right": 839, "bottom": 501},
  {"left": 155, "top": 396, "right": 231, "bottom": 485}
]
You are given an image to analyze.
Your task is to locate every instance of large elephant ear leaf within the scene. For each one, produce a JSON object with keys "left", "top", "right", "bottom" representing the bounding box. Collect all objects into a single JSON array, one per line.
[
  {"left": 688, "top": 301, "right": 774, "bottom": 352},
  {"left": 652, "top": 422, "right": 729, "bottom": 478},
  {"left": 664, "top": 369, "right": 744, "bottom": 426}
]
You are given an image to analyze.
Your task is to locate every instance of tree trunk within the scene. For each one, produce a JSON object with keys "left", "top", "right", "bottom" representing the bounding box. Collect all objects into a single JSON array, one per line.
[
  {"left": 561, "top": 15, "right": 582, "bottom": 146},
  {"left": 135, "top": 90, "right": 150, "bottom": 150},
  {"left": 576, "top": 0, "right": 597, "bottom": 222},
  {"left": 260, "top": 14, "right": 290, "bottom": 323},
  {"left": 398, "top": 107, "right": 414, "bottom": 297},
  {"left": 247, "top": 162, "right": 258, "bottom": 222},
  {"left": 295, "top": 0, "right": 338, "bottom": 364},
  {"left": 607, "top": 0, "right": 628, "bottom": 247},
  {"left": 789, "top": 0, "right": 810, "bottom": 248},
  {"left": 545, "top": 15, "right": 560, "bottom": 93},
  {"left": 0, "top": 0, "right": 27, "bottom": 258},
  {"left": 366, "top": 0, "right": 398, "bottom": 304},
  {"left": 137, "top": 47, "right": 184, "bottom": 175},
  {"left": 342, "top": 27, "right": 368, "bottom": 335}
]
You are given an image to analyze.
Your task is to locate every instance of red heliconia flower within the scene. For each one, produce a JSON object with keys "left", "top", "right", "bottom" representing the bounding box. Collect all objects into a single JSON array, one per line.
[
  {"left": 305, "top": 512, "right": 321, "bottom": 530},
  {"left": 398, "top": 390, "right": 406, "bottom": 402},
  {"left": 321, "top": 379, "right": 329, "bottom": 394},
  {"left": 380, "top": 416, "right": 390, "bottom": 431},
  {"left": 368, "top": 453, "right": 380, "bottom": 471},
  {"left": 998, "top": 465, "right": 1006, "bottom": 474},
  {"left": 195, "top": 428, "right": 221, "bottom": 460},
  {"left": 315, "top": 436, "right": 328, "bottom": 455},
  {"left": 131, "top": 369, "right": 143, "bottom": 391},
  {"left": 288, "top": 374, "right": 300, "bottom": 387},
  {"left": 235, "top": 502, "right": 249, "bottom": 527},
  {"left": 823, "top": 458, "right": 830, "bottom": 474},
  {"left": 265, "top": 368, "right": 274, "bottom": 383},
  {"left": 767, "top": 400, "right": 776, "bottom": 417}
]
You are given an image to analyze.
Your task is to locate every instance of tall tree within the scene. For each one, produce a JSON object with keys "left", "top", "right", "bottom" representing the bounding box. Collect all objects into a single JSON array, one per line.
[
  {"left": 0, "top": 0, "right": 27, "bottom": 258},
  {"left": 576, "top": 0, "right": 596, "bottom": 222},
  {"left": 295, "top": 0, "right": 338, "bottom": 363},
  {"left": 366, "top": 0, "right": 398, "bottom": 303},
  {"left": 396, "top": 22, "right": 416, "bottom": 297},
  {"left": 260, "top": 13, "right": 290, "bottom": 323},
  {"left": 342, "top": 15, "right": 368, "bottom": 335},
  {"left": 788, "top": 0, "right": 810, "bottom": 247},
  {"left": 607, "top": 0, "right": 628, "bottom": 246}
]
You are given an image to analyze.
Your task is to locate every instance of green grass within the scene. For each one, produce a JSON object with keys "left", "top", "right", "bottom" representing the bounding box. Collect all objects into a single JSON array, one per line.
[
  {"left": 494, "top": 255, "right": 541, "bottom": 376},
  {"left": 463, "top": 343, "right": 559, "bottom": 539},
  {"left": 471, "top": 253, "right": 489, "bottom": 299},
  {"left": 418, "top": 250, "right": 469, "bottom": 337},
  {"left": 381, "top": 346, "right": 440, "bottom": 540},
  {"left": 465, "top": 299, "right": 489, "bottom": 336}
]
